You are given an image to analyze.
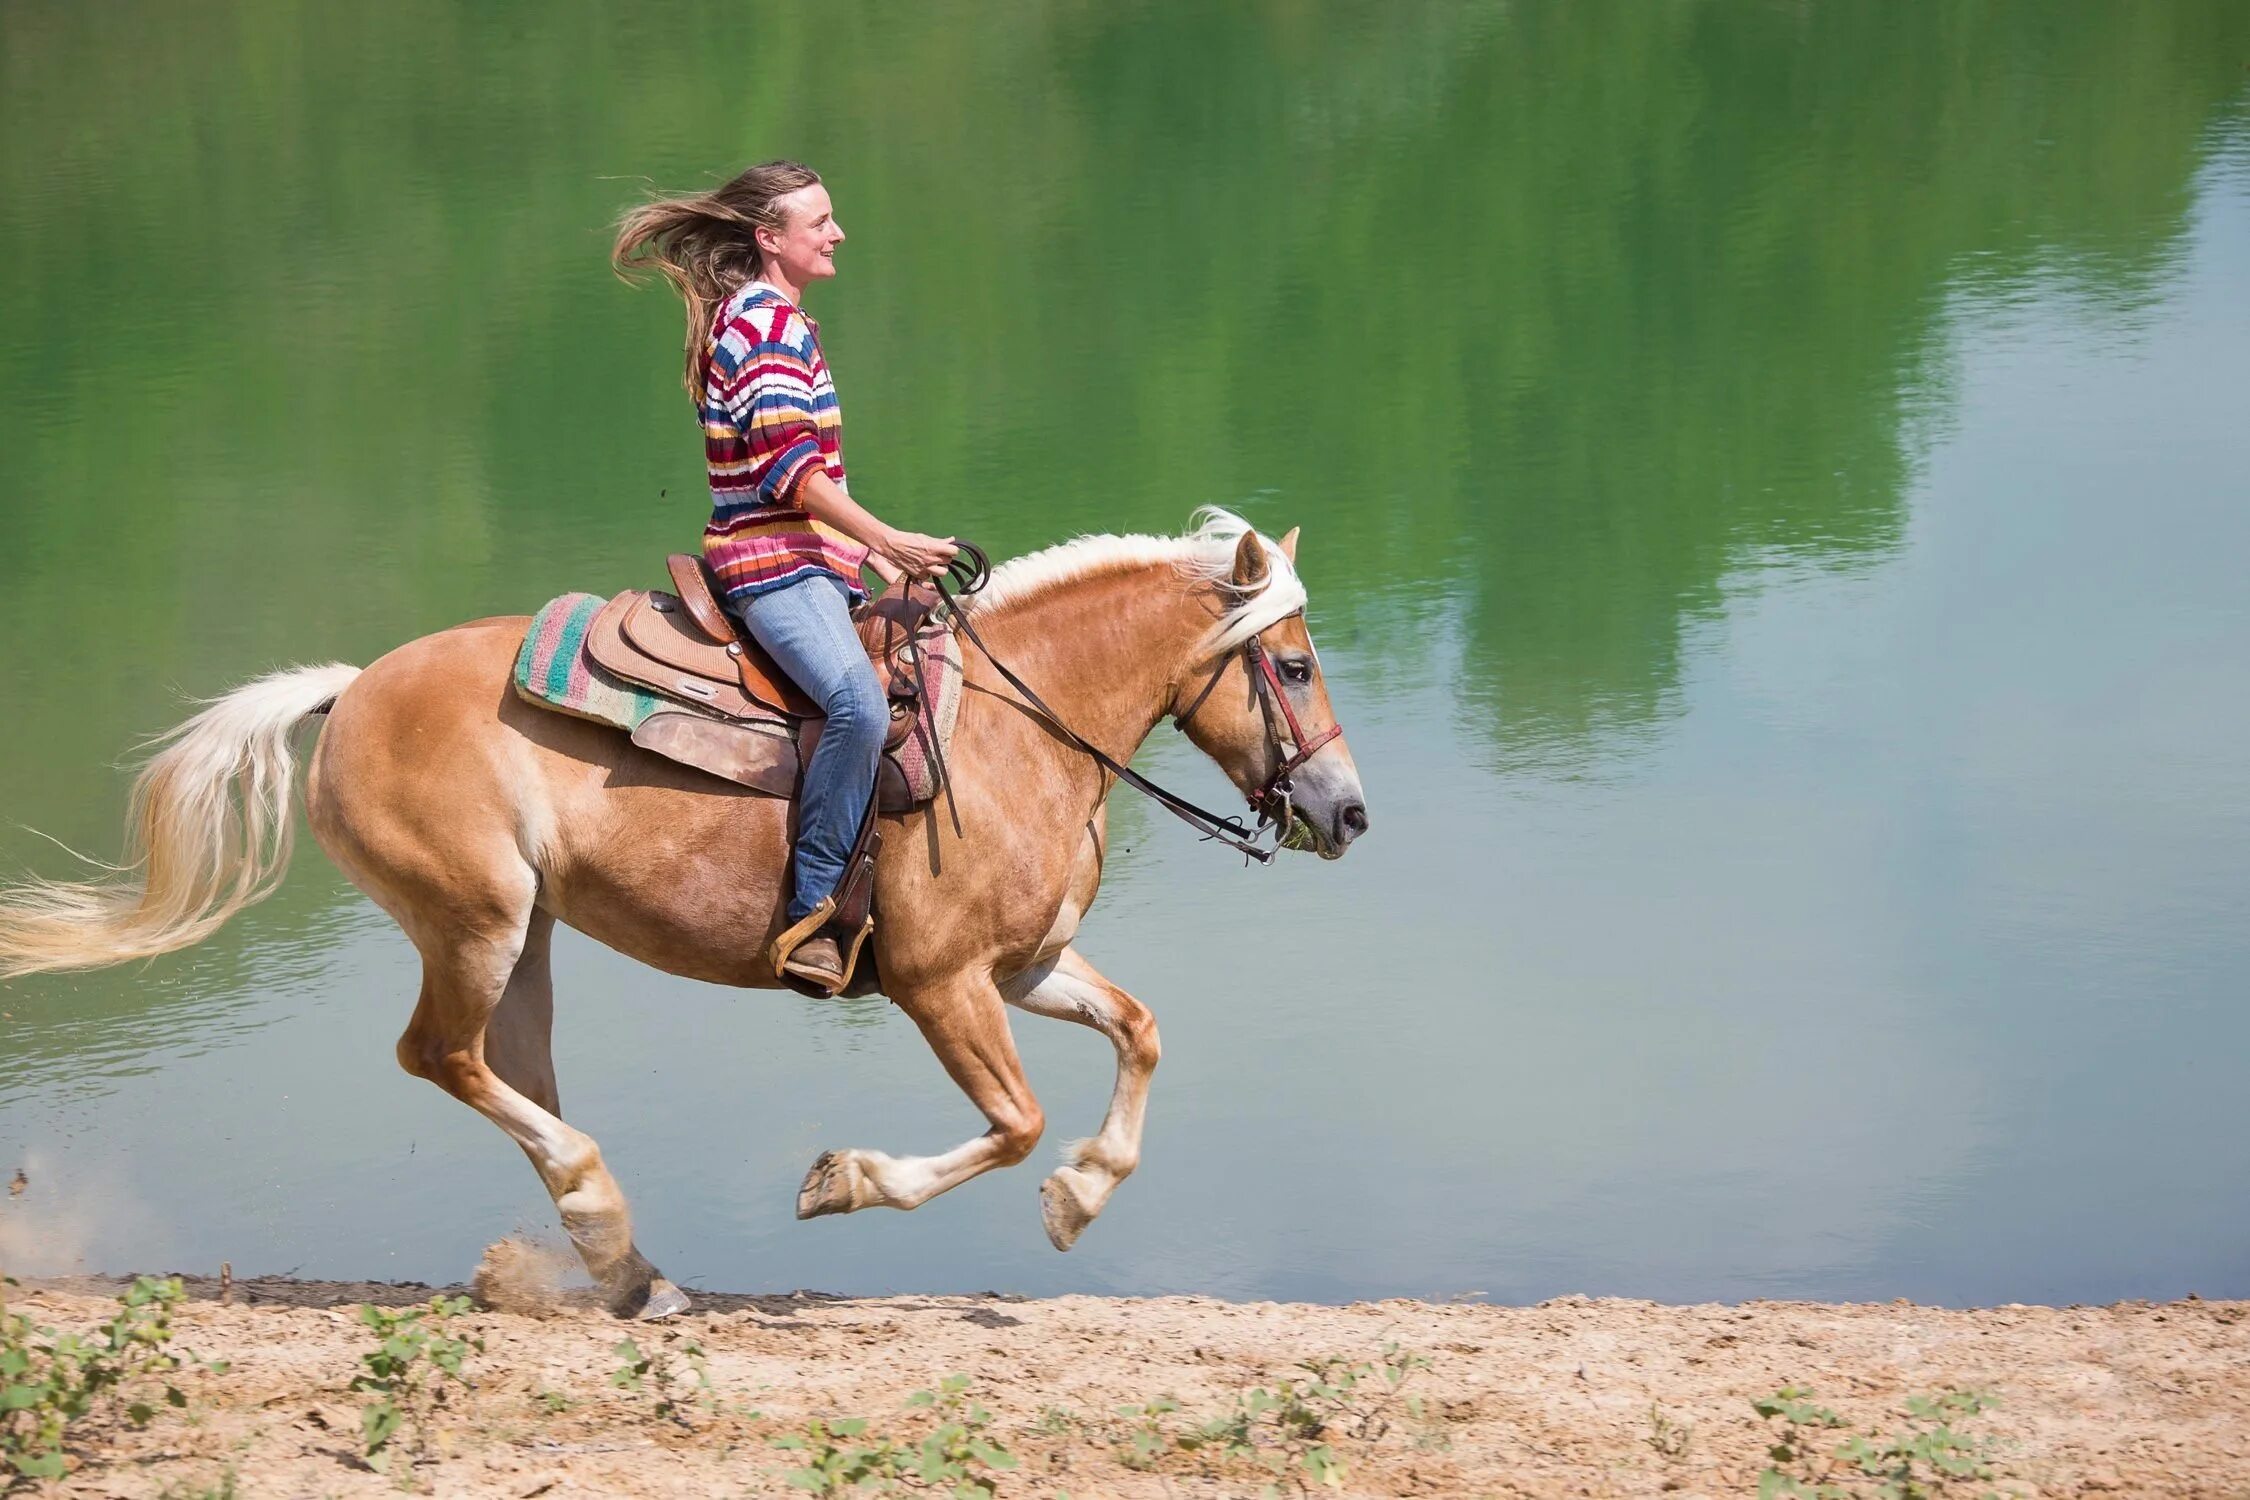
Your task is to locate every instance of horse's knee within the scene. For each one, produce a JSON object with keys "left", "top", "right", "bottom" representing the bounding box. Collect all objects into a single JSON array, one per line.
[
  {"left": 395, "top": 1025, "right": 444, "bottom": 1082},
  {"left": 1122, "top": 1009, "right": 1161, "bottom": 1073},
  {"left": 994, "top": 1100, "right": 1046, "bottom": 1166},
  {"left": 397, "top": 1030, "right": 485, "bottom": 1104}
]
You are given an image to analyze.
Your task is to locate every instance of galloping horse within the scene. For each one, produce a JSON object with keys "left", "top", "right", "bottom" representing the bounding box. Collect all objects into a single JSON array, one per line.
[{"left": 0, "top": 512, "right": 1366, "bottom": 1318}]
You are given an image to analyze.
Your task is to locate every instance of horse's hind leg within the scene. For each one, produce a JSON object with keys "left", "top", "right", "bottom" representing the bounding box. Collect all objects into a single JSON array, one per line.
[
  {"left": 397, "top": 908, "right": 687, "bottom": 1319},
  {"left": 796, "top": 972, "right": 1046, "bottom": 1218},
  {"left": 1003, "top": 947, "right": 1160, "bottom": 1250},
  {"left": 485, "top": 909, "right": 560, "bottom": 1116}
]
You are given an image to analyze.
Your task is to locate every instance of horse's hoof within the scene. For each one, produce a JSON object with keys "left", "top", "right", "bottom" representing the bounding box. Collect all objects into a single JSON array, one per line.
[
  {"left": 635, "top": 1278, "right": 692, "bottom": 1322},
  {"left": 796, "top": 1150, "right": 866, "bottom": 1219},
  {"left": 1040, "top": 1169, "right": 1098, "bottom": 1252},
  {"left": 603, "top": 1268, "right": 690, "bottom": 1321}
]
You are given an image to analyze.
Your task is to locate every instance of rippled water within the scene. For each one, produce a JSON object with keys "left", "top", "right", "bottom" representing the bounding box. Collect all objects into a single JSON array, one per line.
[{"left": 3, "top": 2, "right": 2247, "bottom": 1304}]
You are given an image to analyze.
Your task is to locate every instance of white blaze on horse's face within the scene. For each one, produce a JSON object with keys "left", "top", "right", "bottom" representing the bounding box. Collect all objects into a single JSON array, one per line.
[{"left": 1177, "top": 529, "right": 1370, "bottom": 859}]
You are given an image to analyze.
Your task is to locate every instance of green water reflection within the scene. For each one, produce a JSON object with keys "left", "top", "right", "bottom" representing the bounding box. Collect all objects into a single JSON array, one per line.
[{"left": 2, "top": 2, "right": 2246, "bottom": 1302}]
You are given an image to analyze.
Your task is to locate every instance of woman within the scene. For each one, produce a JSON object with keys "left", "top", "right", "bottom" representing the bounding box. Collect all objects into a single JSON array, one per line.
[{"left": 613, "top": 161, "right": 956, "bottom": 989}]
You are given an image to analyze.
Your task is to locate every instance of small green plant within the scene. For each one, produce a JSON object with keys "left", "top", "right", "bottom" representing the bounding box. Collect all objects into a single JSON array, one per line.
[
  {"left": 770, "top": 1375, "right": 1018, "bottom": 1496},
  {"left": 1, "top": 1274, "right": 220, "bottom": 1484},
  {"left": 1646, "top": 1401, "right": 1693, "bottom": 1459},
  {"left": 347, "top": 1294, "right": 482, "bottom": 1474},
  {"left": 773, "top": 1415, "right": 883, "bottom": 1493},
  {"left": 534, "top": 1387, "right": 574, "bottom": 1416},
  {"left": 610, "top": 1332, "right": 713, "bottom": 1425},
  {"left": 1111, "top": 1394, "right": 1178, "bottom": 1470},
  {"left": 1118, "top": 1345, "right": 1432, "bottom": 1494},
  {"left": 1754, "top": 1385, "right": 2009, "bottom": 1499},
  {"left": 901, "top": 1376, "right": 1019, "bottom": 1492},
  {"left": 1178, "top": 1383, "right": 1345, "bottom": 1490}
]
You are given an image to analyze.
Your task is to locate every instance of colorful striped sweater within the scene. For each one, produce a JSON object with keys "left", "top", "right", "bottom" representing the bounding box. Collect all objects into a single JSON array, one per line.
[{"left": 700, "top": 280, "right": 869, "bottom": 602}]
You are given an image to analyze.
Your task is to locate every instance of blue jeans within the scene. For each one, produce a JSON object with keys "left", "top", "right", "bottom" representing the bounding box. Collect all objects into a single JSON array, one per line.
[{"left": 729, "top": 572, "right": 888, "bottom": 922}]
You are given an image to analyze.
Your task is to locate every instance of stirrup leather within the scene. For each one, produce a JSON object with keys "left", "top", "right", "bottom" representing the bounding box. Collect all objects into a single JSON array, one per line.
[{"left": 766, "top": 897, "right": 873, "bottom": 998}]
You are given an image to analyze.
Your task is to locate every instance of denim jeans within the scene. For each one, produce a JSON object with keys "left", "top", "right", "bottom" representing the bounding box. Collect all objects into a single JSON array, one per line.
[{"left": 729, "top": 572, "right": 888, "bottom": 922}]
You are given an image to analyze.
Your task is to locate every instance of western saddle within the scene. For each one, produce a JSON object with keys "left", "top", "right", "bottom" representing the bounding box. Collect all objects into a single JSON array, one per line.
[{"left": 579, "top": 554, "right": 947, "bottom": 808}]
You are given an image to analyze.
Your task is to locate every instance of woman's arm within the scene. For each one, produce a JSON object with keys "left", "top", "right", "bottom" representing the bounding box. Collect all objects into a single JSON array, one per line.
[{"left": 795, "top": 469, "right": 957, "bottom": 580}]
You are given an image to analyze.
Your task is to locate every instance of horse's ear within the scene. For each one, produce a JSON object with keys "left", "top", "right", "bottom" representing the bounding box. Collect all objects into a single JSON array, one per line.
[
  {"left": 1277, "top": 527, "right": 1300, "bottom": 563},
  {"left": 1231, "top": 530, "right": 1270, "bottom": 588}
]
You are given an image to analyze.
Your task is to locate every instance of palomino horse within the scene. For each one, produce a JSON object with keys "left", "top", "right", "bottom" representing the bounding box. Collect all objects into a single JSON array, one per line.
[{"left": 0, "top": 512, "right": 1365, "bottom": 1318}]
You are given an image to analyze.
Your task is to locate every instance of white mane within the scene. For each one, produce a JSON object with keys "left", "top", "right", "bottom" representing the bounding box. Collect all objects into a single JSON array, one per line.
[{"left": 967, "top": 507, "right": 1309, "bottom": 658}]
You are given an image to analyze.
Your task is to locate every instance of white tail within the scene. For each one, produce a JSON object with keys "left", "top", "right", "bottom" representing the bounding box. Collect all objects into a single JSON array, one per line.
[{"left": 0, "top": 663, "right": 362, "bottom": 977}]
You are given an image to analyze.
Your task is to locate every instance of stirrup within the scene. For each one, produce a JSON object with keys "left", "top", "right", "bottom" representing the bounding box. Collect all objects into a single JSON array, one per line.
[{"left": 766, "top": 897, "right": 872, "bottom": 998}]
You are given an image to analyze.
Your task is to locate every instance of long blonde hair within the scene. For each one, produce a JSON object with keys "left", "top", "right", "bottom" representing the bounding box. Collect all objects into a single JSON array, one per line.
[{"left": 611, "top": 160, "right": 821, "bottom": 391}]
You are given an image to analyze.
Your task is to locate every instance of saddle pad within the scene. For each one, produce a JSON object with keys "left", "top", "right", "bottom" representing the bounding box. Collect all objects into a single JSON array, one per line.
[
  {"left": 513, "top": 592, "right": 666, "bottom": 730},
  {"left": 889, "top": 620, "right": 965, "bottom": 804},
  {"left": 512, "top": 591, "right": 963, "bottom": 807}
]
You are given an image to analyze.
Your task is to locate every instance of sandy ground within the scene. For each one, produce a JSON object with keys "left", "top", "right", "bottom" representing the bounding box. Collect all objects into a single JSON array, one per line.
[{"left": 9, "top": 1266, "right": 2247, "bottom": 1498}]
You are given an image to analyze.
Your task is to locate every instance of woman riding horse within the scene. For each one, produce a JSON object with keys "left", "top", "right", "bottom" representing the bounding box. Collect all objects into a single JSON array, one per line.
[
  {"left": 0, "top": 509, "right": 1365, "bottom": 1318},
  {"left": 613, "top": 161, "right": 959, "bottom": 990}
]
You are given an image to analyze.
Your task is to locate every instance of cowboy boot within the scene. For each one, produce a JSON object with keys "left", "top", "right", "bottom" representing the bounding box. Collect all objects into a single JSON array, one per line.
[
  {"left": 768, "top": 896, "right": 851, "bottom": 996},
  {"left": 783, "top": 932, "right": 847, "bottom": 990}
]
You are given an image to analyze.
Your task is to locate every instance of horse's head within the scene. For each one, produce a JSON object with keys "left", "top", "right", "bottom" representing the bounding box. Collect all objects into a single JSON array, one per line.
[{"left": 1172, "top": 527, "right": 1369, "bottom": 859}]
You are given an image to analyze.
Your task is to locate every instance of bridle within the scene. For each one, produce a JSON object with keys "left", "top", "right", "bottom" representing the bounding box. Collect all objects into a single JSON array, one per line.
[
  {"left": 934, "top": 543, "right": 1345, "bottom": 865},
  {"left": 1171, "top": 629, "right": 1342, "bottom": 841}
]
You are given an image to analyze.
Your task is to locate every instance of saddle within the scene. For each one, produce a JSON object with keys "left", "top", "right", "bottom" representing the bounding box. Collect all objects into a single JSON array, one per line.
[{"left": 579, "top": 554, "right": 953, "bottom": 814}]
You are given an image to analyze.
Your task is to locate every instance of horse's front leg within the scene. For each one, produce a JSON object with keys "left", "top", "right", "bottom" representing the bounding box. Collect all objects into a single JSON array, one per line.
[
  {"left": 796, "top": 971, "right": 1045, "bottom": 1217},
  {"left": 1002, "top": 946, "right": 1159, "bottom": 1250}
]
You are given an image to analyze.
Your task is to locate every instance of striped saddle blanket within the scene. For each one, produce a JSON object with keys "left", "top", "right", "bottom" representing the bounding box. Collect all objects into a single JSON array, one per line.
[{"left": 511, "top": 590, "right": 963, "bottom": 810}]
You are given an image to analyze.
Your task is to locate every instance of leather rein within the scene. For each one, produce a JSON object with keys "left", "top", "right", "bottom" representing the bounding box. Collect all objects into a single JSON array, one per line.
[{"left": 933, "top": 544, "right": 1340, "bottom": 865}]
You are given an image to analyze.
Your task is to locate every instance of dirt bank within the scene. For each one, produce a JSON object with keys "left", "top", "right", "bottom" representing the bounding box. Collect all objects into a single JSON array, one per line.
[{"left": 10, "top": 1271, "right": 2246, "bottom": 1498}]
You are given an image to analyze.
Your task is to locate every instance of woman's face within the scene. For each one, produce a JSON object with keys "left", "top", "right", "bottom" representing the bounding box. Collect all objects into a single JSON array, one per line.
[{"left": 760, "top": 183, "right": 845, "bottom": 288}]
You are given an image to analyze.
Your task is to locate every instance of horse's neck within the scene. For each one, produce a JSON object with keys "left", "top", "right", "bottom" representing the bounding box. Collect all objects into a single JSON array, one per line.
[{"left": 969, "top": 562, "right": 1207, "bottom": 768}]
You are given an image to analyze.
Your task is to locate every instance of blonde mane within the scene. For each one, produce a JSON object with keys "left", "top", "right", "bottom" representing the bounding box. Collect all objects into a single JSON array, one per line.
[{"left": 968, "top": 508, "right": 1308, "bottom": 658}]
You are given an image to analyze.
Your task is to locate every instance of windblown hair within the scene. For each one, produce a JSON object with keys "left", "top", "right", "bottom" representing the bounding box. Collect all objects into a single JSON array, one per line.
[
  {"left": 611, "top": 160, "right": 823, "bottom": 391},
  {"left": 973, "top": 508, "right": 1309, "bottom": 658}
]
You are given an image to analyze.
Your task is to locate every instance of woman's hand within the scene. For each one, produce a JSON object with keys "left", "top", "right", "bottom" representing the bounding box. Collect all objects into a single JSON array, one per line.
[{"left": 881, "top": 529, "right": 960, "bottom": 581}]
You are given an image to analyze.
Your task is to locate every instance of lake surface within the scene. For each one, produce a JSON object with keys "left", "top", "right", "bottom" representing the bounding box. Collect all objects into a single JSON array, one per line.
[{"left": 3, "top": 2, "right": 2247, "bottom": 1307}]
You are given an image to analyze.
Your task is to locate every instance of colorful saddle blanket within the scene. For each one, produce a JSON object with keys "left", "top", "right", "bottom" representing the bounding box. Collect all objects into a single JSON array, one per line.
[{"left": 512, "top": 591, "right": 963, "bottom": 810}]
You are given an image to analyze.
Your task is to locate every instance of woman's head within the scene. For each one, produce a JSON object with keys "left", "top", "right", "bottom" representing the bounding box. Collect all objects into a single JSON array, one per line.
[
  {"left": 611, "top": 160, "right": 841, "bottom": 389},
  {"left": 751, "top": 178, "right": 844, "bottom": 292}
]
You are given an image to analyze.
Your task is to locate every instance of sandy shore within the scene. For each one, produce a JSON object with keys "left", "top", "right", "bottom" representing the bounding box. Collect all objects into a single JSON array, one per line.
[{"left": 9, "top": 1270, "right": 2246, "bottom": 1498}]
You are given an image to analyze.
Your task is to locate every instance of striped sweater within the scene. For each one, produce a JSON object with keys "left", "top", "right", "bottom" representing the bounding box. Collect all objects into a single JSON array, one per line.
[{"left": 699, "top": 280, "right": 869, "bottom": 602}]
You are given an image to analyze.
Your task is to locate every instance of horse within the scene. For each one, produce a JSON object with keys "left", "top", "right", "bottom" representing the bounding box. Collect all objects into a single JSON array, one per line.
[{"left": 0, "top": 511, "right": 1367, "bottom": 1318}]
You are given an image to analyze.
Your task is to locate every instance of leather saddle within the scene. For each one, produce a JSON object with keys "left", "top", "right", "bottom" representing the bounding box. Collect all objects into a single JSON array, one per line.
[{"left": 582, "top": 555, "right": 948, "bottom": 812}]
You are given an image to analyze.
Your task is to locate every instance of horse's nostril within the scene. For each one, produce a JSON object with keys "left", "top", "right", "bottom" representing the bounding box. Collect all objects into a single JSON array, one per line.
[{"left": 1338, "top": 801, "right": 1369, "bottom": 839}]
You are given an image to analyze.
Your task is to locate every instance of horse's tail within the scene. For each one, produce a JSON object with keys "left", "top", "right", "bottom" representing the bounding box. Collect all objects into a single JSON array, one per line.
[{"left": 0, "top": 662, "right": 362, "bottom": 978}]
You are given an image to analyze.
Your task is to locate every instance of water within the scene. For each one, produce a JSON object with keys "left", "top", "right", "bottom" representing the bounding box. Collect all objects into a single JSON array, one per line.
[{"left": 3, "top": 2, "right": 2247, "bottom": 1306}]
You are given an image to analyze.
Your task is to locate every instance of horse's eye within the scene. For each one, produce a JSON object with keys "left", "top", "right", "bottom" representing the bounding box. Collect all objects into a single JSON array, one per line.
[{"left": 1281, "top": 657, "right": 1313, "bottom": 685}]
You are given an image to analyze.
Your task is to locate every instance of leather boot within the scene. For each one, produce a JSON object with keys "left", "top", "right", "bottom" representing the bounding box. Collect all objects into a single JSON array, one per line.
[{"left": 782, "top": 933, "right": 847, "bottom": 991}]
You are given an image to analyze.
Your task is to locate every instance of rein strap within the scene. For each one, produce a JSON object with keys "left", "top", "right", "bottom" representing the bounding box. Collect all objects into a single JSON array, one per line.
[{"left": 936, "top": 550, "right": 1278, "bottom": 864}]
